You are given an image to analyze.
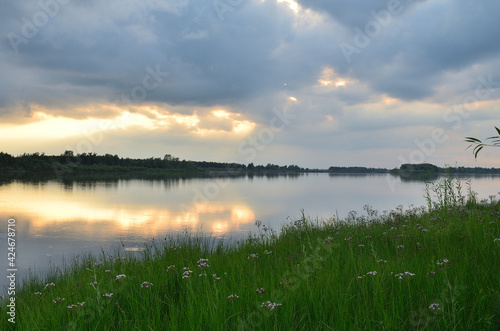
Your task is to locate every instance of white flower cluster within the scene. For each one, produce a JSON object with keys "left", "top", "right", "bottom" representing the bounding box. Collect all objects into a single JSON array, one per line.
[
  {"left": 436, "top": 258, "right": 449, "bottom": 268},
  {"left": 183, "top": 267, "right": 193, "bottom": 279},
  {"left": 394, "top": 271, "right": 415, "bottom": 280},
  {"left": 67, "top": 302, "right": 86, "bottom": 309},
  {"left": 261, "top": 301, "right": 282, "bottom": 312},
  {"left": 428, "top": 303, "right": 441, "bottom": 310},
  {"left": 247, "top": 253, "right": 258, "bottom": 261},
  {"left": 197, "top": 258, "right": 209, "bottom": 270},
  {"left": 323, "top": 237, "right": 334, "bottom": 244},
  {"left": 141, "top": 281, "right": 153, "bottom": 288}
]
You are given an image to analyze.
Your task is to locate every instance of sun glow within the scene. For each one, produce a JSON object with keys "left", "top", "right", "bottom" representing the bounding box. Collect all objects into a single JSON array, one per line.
[
  {"left": 277, "top": 0, "right": 300, "bottom": 13},
  {"left": 317, "top": 67, "right": 352, "bottom": 88},
  {"left": 1, "top": 104, "right": 257, "bottom": 152}
]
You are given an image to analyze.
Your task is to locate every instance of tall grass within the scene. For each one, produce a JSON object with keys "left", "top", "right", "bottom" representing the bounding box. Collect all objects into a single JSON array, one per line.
[{"left": 1, "top": 178, "right": 499, "bottom": 330}]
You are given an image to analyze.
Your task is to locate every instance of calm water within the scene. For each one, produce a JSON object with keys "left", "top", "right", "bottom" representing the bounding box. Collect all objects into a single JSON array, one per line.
[{"left": 1, "top": 173, "right": 499, "bottom": 291}]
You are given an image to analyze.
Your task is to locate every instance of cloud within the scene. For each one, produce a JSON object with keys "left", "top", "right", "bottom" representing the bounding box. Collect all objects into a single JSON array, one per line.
[{"left": 1, "top": 0, "right": 500, "bottom": 167}]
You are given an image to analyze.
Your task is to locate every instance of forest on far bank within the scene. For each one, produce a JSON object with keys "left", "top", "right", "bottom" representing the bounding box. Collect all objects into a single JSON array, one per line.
[{"left": 0, "top": 151, "right": 305, "bottom": 174}]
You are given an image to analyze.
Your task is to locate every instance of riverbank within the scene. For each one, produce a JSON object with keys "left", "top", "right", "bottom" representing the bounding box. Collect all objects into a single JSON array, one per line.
[{"left": 1, "top": 181, "right": 499, "bottom": 330}]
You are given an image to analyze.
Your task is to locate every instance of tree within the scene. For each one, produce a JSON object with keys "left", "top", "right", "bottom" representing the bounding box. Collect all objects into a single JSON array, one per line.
[{"left": 465, "top": 126, "right": 500, "bottom": 159}]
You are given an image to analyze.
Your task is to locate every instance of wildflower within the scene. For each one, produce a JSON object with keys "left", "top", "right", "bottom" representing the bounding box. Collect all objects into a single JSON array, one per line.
[
  {"left": 394, "top": 271, "right": 415, "bottom": 280},
  {"left": 197, "top": 258, "right": 209, "bottom": 270},
  {"left": 366, "top": 271, "right": 377, "bottom": 276},
  {"left": 247, "top": 253, "right": 258, "bottom": 261},
  {"left": 264, "top": 250, "right": 272, "bottom": 255},
  {"left": 261, "top": 301, "right": 282, "bottom": 312},
  {"left": 390, "top": 227, "right": 397, "bottom": 231},
  {"left": 421, "top": 228, "right": 429, "bottom": 232},
  {"left": 141, "top": 281, "right": 153, "bottom": 288},
  {"left": 53, "top": 297, "right": 65, "bottom": 304},
  {"left": 255, "top": 220, "right": 262, "bottom": 227},
  {"left": 358, "top": 244, "right": 365, "bottom": 247},
  {"left": 436, "top": 258, "right": 450, "bottom": 269},
  {"left": 166, "top": 265, "right": 176, "bottom": 273},
  {"left": 279, "top": 280, "right": 291, "bottom": 287},
  {"left": 256, "top": 288, "right": 266, "bottom": 294},
  {"left": 103, "top": 293, "right": 114, "bottom": 299},
  {"left": 34, "top": 292, "right": 42, "bottom": 296},
  {"left": 116, "top": 274, "right": 126, "bottom": 280},
  {"left": 105, "top": 270, "right": 111, "bottom": 273},
  {"left": 90, "top": 281, "right": 98, "bottom": 286},
  {"left": 383, "top": 232, "right": 387, "bottom": 236},
  {"left": 357, "top": 275, "right": 365, "bottom": 280},
  {"left": 227, "top": 294, "right": 239, "bottom": 301},
  {"left": 494, "top": 238, "right": 500, "bottom": 242},
  {"left": 44, "top": 283, "right": 55, "bottom": 289},
  {"left": 294, "top": 219, "right": 304, "bottom": 227},
  {"left": 67, "top": 304, "right": 77, "bottom": 309},
  {"left": 114, "top": 257, "right": 125, "bottom": 262},
  {"left": 183, "top": 268, "right": 193, "bottom": 279},
  {"left": 93, "top": 261, "right": 102, "bottom": 267},
  {"left": 397, "top": 245, "right": 404, "bottom": 249},
  {"left": 427, "top": 271, "right": 436, "bottom": 276},
  {"left": 323, "top": 237, "right": 334, "bottom": 244},
  {"left": 78, "top": 302, "right": 86, "bottom": 307},
  {"left": 199, "top": 273, "right": 206, "bottom": 277},
  {"left": 428, "top": 303, "right": 441, "bottom": 310},
  {"left": 212, "top": 273, "right": 221, "bottom": 282},
  {"left": 344, "top": 237, "right": 353, "bottom": 242},
  {"left": 378, "top": 259, "right": 387, "bottom": 264},
  {"left": 365, "top": 235, "right": 371, "bottom": 239}
]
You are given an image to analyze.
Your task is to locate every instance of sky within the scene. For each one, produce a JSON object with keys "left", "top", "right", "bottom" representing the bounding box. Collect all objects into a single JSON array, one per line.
[{"left": 1, "top": 0, "right": 499, "bottom": 169}]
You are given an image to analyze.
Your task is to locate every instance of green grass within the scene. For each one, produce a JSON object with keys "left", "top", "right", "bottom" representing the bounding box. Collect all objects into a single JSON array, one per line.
[{"left": 1, "top": 180, "right": 499, "bottom": 330}]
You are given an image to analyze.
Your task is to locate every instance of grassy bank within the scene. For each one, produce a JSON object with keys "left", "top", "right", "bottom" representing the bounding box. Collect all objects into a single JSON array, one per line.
[{"left": 1, "top": 180, "right": 499, "bottom": 330}]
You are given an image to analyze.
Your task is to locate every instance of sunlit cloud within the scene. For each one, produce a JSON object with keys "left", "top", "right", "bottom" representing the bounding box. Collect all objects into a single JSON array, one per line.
[
  {"left": 277, "top": 0, "right": 300, "bottom": 14},
  {"left": 317, "top": 67, "right": 353, "bottom": 88}
]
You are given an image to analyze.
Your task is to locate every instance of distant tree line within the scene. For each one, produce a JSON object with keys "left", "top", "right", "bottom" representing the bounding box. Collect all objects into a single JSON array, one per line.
[
  {"left": 328, "top": 166, "right": 388, "bottom": 174},
  {"left": 0, "top": 151, "right": 306, "bottom": 174},
  {"left": 391, "top": 163, "right": 500, "bottom": 175}
]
